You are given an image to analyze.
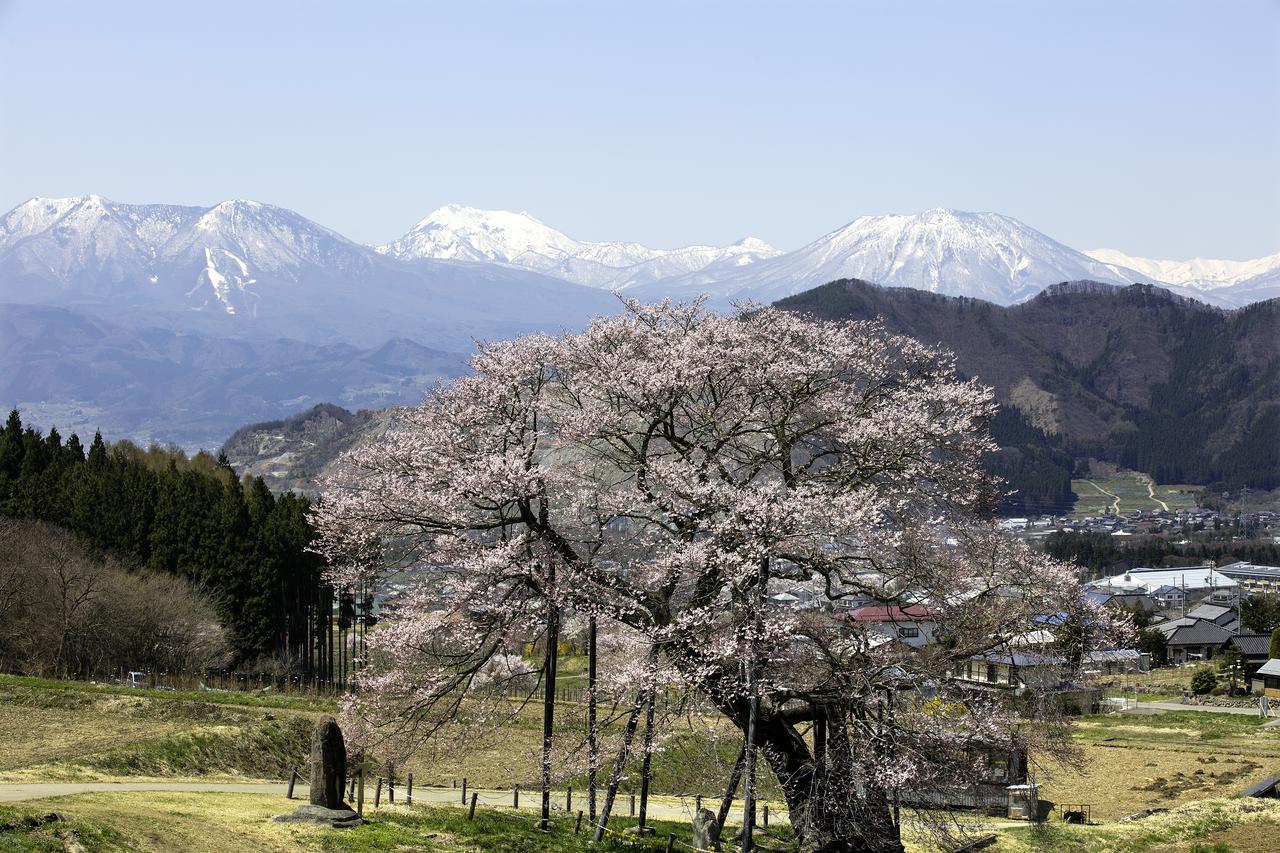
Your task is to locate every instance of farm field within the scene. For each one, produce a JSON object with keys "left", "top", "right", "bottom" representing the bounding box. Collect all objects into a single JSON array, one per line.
[{"left": 1070, "top": 470, "right": 1199, "bottom": 518}]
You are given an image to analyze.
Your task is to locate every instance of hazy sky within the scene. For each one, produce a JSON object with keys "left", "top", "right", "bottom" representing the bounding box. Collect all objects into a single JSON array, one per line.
[{"left": 2, "top": 0, "right": 1277, "bottom": 259}]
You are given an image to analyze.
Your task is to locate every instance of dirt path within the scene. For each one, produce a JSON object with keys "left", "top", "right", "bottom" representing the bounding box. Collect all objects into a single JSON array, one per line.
[
  {"left": 0, "top": 781, "right": 772, "bottom": 825},
  {"left": 1143, "top": 476, "right": 1170, "bottom": 512},
  {"left": 1123, "top": 701, "right": 1272, "bottom": 717},
  {"left": 1084, "top": 480, "right": 1122, "bottom": 514}
]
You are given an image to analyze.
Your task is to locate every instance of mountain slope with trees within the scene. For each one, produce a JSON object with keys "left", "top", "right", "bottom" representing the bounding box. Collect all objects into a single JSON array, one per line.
[{"left": 775, "top": 280, "right": 1280, "bottom": 499}]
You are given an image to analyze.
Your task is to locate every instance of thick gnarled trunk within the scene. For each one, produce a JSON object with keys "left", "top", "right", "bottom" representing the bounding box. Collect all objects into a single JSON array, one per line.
[{"left": 716, "top": 698, "right": 905, "bottom": 853}]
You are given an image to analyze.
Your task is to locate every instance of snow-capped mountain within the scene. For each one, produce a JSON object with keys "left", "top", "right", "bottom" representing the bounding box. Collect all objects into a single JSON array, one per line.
[
  {"left": 0, "top": 196, "right": 618, "bottom": 349},
  {"left": 380, "top": 204, "right": 781, "bottom": 290},
  {"left": 632, "top": 208, "right": 1156, "bottom": 306},
  {"left": 1084, "top": 247, "right": 1280, "bottom": 307}
]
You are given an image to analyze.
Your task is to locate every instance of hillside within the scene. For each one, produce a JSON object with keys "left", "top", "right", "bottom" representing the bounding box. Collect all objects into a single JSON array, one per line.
[
  {"left": 221, "top": 403, "right": 397, "bottom": 493},
  {"left": 776, "top": 280, "right": 1280, "bottom": 498}
]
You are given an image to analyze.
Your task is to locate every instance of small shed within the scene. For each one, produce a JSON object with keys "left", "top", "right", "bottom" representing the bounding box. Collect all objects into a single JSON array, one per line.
[
  {"left": 1006, "top": 784, "right": 1052, "bottom": 821},
  {"left": 1255, "top": 659, "right": 1280, "bottom": 699}
]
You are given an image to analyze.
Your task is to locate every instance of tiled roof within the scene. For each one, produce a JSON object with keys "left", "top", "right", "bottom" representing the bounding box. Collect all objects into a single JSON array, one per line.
[
  {"left": 1167, "top": 620, "right": 1232, "bottom": 647},
  {"left": 846, "top": 604, "right": 935, "bottom": 623},
  {"left": 1230, "top": 634, "right": 1272, "bottom": 656}
]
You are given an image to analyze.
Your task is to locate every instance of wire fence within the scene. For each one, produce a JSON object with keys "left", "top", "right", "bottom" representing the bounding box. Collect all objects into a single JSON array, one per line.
[{"left": 299, "top": 770, "right": 786, "bottom": 852}]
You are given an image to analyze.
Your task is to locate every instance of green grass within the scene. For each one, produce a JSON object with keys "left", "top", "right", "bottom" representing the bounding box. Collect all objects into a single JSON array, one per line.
[
  {"left": 0, "top": 674, "right": 337, "bottom": 713},
  {"left": 0, "top": 677, "right": 319, "bottom": 782},
  {"left": 1069, "top": 470, "right": 1198, "bottom": 518},
  {"left": 0, "top": 805, "right": 133, "bottom": 852},
  {"left": 310, "top": 806, "right": 793, "bottom": 852},
  {"left": 0, "top": 794, "right": 798, "bottom": 852},
  {"left": 1074, "top": 710, "right": 1269, "bottom": 742},
  {"left": 991, "top": 798, "right": 1280, "bottom": 852}
]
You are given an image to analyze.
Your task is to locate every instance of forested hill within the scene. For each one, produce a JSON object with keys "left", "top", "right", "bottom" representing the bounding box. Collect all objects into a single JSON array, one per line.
[
  {"left": 776, "top": 280, "right": 1280, "bottom": 504},
  {"left": 0, "top": 410, "right": 333, "bottom": 669}
]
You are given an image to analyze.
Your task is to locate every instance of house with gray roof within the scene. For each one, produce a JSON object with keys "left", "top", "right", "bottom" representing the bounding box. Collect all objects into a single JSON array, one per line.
[{"left": 1161, "top": 619, "right": 1233, "bottom": 664}]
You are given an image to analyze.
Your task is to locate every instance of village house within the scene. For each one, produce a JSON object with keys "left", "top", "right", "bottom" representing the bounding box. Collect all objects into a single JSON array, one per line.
[
  {"left": 843, "top": 604, "right": 938, "bottom": 648},
  {"left": 1228, "top": 634, "right": 1274, "bottom": 690},
  {"left": 1152, "top": 618, "right": 1233, "bottom": 663}
]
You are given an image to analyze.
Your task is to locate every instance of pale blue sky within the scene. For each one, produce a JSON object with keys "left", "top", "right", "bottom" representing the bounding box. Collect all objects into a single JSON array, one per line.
[{"left": 2, "top": 0, "right": 1277, "bottom": 259}]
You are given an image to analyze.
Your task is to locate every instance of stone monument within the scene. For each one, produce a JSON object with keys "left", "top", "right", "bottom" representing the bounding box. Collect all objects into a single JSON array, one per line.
[{"left": 273, "top": 716, "right": 363, "bottom": 828}]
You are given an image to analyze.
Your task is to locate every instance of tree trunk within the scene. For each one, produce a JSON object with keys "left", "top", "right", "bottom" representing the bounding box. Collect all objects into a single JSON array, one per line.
[{"left": 718, "top": 698, "right": 905, "bottom": 853}]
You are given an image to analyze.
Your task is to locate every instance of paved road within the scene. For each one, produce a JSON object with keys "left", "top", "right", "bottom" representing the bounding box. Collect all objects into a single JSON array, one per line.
[{"left": 1121, "top": 700, "right": 1273, "bottom": 717}]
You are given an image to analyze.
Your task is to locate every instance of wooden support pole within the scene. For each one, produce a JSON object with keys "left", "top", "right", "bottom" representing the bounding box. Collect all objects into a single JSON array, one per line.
[
  {"left": 468, "top": 792, "right": 478, "bottom": 820},
  {"left": 637, "top": 687, "right": 657, "bottom": 832},
  {"left": 575, "top": 810, "right": 584, "bottom": 834},
  {"left": 286, "top": 767, "right": 298, "bottom": 799},
  {"left": 375, "top": 777, "right": 383, "bottom": 808},
  {"left": 763, "top": 804, "right": 769, "bottom": 827},
  {"left": 461, "top": 777, "right": 467, "bottom": 805},
  {"left": 566, "top": 786, "right": 572, "bottom": 812},
  {"left": 593, "top": 684, "right": 647, "bottom": 843},
  {"left": 587, "top": 615, "right": 598, "bottom": 823},
  {"left": 666, "top": 833, "right": 676, "bottom": 853},
  {"left": 388, "top": 775, "right": 395, "bottom": 804},
  {"left": 630, "top": 793, "right": 636, "bottom": 816},
  {"left": 514, "top": 784, "right": 520, "bottom": 809},
  {"left": 357, "top": 768, "right": 364, "bottom": 817},
  {"left": 407, "top": 772, "right": 413, "bottom": 805},
  {"left": 695, "top": 794, "right": 702, "bottom": 812},
  {"left": 717, "top": 743, "right": 747, "bottom": 834}
]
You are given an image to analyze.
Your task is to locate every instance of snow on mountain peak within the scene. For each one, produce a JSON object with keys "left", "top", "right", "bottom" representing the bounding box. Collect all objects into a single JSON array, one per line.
[
  {"left": 634, "top": 208, "right": 1148, "bottom": 306},
  {"left": 1084, "top": 247, "right": 1280, "bottom": 292},
  {"left": 380, "top": 206, "right": 781, "bottom": 289}
]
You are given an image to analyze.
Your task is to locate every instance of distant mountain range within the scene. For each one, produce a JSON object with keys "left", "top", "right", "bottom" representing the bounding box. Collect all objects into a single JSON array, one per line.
[
  {"left": 373, "top": 204, "right": 1279, "bottom": 308},
  {"left": 2, "top": 194, "right": 1276, "bottom": 457}
]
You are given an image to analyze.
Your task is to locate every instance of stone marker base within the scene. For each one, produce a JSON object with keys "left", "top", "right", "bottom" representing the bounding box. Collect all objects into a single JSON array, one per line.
[
  {"left": 623, "top": 824, "right": 656, "bottom": 836},
  {"left": 272, "top": 804, "right": 364, "bottom": 828}
]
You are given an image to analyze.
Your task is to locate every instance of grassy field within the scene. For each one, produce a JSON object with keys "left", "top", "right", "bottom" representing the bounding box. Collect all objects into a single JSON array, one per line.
[
  {"left": 4, "top": 674, "right": 1280, "bottom": 850},
  {"left": 2, "top": 791, "right": 1278, "bottom": 852},
  {"left": 0, "top": 675, "right": 319, "bottom": 783},
  {"left": 1070, "top": 470, "right": 1199, "bottom": 517},
  {"left": 0, "top": 792, "right": 794, "bottom": 852}
]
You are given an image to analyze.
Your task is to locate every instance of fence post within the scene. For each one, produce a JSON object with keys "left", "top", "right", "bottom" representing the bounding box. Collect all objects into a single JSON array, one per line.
[
  {"left": 630, "top": 793, "right": 636, "bottom": 816},
  {"left": 566, "top": 786, "right": 572, "bottom": 812},
  {"left": 763, "top": 804, "right": 769, "bottom": 827},
  {"left": 388, "top": 775, "right": 394, "bottom": 804},
  {"left": 357, "top": 768, "right": 364, "bottom": 817},
  {"left": 375, "top": 777, "right": 383, "bottom": 808},
  {"left": 468, "top": 792, "right": 479, "bottom": 820},
  {"left": 514, "top": 784, "right": 520, "bottom": 809},
  {"left": 462, "top": 777, "right": 468, "bottom": 805},
  {"left": 575, "top": 810, "right": 584, "bottom": 834},
  {"left": 407, "top": 772, "right": 413, "bottom": 805},
  {"left": 666, "top": 833, "right": 676, "bottom": 853},
  {"left": 286, "top": 767, "right": 298, "bottom": 799},
  {"left": 348, "top": 775, "right": 356, "bottom": 801}
]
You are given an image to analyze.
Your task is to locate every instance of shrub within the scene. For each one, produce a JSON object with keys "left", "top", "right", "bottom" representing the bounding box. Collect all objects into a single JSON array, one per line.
[{"left": 1191, "top": 667, "right": 1217, "bottom": 695}]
